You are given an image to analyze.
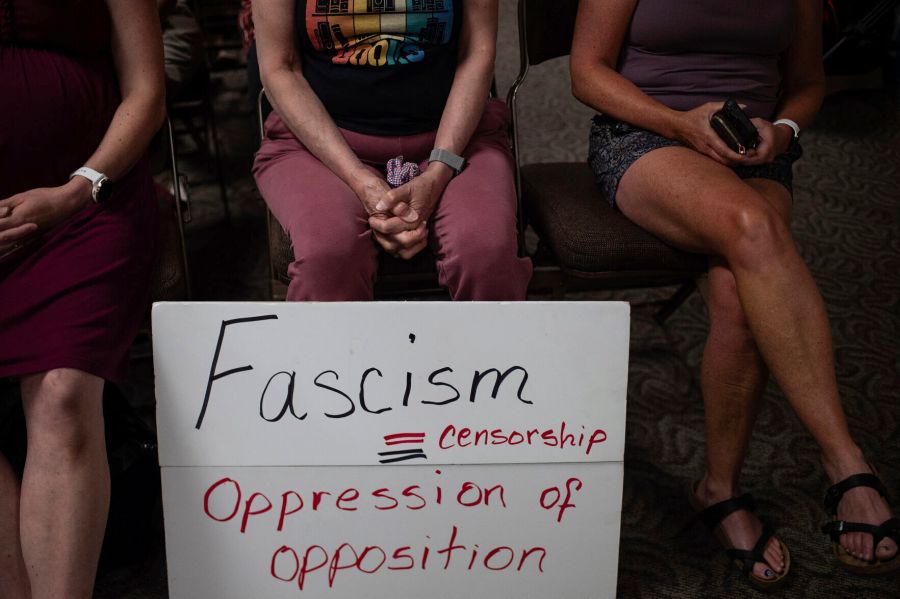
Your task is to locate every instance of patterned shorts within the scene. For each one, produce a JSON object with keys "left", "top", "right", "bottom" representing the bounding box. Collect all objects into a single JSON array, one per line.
[{"left": 587, "top": 115, "right": 803, "bottom": 207}]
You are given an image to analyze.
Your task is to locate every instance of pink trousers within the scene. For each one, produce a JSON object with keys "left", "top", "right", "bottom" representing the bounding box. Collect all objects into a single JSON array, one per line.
[{"left": 252, "top": 99, "right": 532, "bottom": 301}]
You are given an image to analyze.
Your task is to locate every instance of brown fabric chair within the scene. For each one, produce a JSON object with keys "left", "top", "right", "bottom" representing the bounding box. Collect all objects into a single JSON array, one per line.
[
  {"left": 257, "top": 89, "right": 444, "bottom": 300},
  {"left": 508, "top": 0, "right": 706, "bottom": 304}
]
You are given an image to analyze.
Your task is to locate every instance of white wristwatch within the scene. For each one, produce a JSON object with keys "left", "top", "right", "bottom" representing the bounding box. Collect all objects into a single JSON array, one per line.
[
  {"left": 70, "top": 167, "right": 113, "bottom": 204},
  {"left": 773, "top": 118, "right": 800, "bottom": 139}
]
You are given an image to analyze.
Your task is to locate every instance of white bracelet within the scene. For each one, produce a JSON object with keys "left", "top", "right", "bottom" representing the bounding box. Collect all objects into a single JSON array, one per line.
[{"left": 773, "top": 118, "right": 800, "bottom": 138}]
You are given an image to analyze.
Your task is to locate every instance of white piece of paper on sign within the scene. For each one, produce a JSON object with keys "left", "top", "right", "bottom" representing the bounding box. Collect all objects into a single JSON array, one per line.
[{"left": 153, "top": 302, "right": 629, "bottom": 598}]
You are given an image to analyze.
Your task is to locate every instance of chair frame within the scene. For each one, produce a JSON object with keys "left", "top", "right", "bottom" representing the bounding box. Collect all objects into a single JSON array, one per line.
[{"left": 164, "top": 116, "right": 193, "bottom": 300}]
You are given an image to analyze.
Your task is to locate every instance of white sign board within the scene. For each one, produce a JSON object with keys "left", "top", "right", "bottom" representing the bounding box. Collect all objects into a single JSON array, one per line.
[{"left": 153, "top": 302, "right": 629, "bottom": 598}]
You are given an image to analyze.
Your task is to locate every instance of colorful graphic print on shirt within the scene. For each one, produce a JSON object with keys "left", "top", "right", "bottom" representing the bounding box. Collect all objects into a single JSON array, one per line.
[{"left": 306, "top": 0, "right": 455, "bottom": 67}]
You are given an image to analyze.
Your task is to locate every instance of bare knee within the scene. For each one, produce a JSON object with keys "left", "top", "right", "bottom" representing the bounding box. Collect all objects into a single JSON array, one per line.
[
  {"left": 720, "top": 197, "right": 793, "bottom": 271},
  {"left": 23, "top": 369, "right": 104, "bottom": 459}
]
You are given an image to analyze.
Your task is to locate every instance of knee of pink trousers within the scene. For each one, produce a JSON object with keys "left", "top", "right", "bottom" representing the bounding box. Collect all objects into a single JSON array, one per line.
[
  {"left": 437, "top": 233, "right": 532, "bottom": 301},
  {"left": 285, "top": 232, "right": 378, "bottom": 301}
]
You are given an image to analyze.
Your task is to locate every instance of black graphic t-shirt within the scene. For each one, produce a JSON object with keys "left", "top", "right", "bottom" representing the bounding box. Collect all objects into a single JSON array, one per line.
[{"left": 299, "top": 0, "right": 462, "bottom": 135}]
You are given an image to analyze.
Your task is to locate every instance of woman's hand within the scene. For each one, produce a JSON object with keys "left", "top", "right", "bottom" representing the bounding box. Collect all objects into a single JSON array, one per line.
[
  {"left": 353, "top": 171, "right": 401, "bottom": 217},
  {"left": 0, "top": 178, "right": 93, "bottom": 253},
  {"left": 350, "top": 170, "right": 424, "bottom": 258},
  {"left": 373, "top": 164, "right": 452, "bottom": 224},
  {"left": 739, "top": 118, "right": 794, "bottom": 166},
  {"left": 372, "top": 221, "right": 429, "bottom": 260},
  {"left": 367, "top": 164, "right": 454, "bottom": 260},
  {"left": 673, "top": 102, "right": 751, "bottom": 167}
]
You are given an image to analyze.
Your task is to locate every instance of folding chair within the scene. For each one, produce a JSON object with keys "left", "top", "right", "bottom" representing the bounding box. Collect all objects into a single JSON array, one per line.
[{"left": 508, "top": 0, "right": 706, "bottom": 316}]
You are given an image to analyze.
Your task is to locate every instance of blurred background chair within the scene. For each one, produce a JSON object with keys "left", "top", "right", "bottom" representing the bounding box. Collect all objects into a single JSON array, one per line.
[
  {"left": 167, "top": 68, "right": 230, "bottom": 222},
  {"left": 191, "top": 0, "right": 245, "bottom": 73},
  {"left": 507, "top": 0, "right": 706, "bottom": 318}
]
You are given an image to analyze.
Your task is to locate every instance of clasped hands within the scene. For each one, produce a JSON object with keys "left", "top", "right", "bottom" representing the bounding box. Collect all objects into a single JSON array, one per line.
[{"left": 354, "top": 164, "right": 453, "bottom": 260}]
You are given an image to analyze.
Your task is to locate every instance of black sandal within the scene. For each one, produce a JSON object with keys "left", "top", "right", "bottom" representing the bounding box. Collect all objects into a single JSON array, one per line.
[
  {"left": 691, "top": 490, "right": 791, "bottom": 592},
  {"left": 822, "top": 471, "right": 900, "bottom": 574}
]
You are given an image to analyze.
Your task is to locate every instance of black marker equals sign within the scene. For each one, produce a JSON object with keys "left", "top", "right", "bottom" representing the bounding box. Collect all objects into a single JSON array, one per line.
[{"left": 379, "top": 432, "right": 427, "bottom": 464}]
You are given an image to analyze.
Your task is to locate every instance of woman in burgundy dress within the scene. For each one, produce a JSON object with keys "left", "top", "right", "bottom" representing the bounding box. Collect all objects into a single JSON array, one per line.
[
  {"left": 571, "top": 0, "right": 897, "bottom": 589},
  {"left": 0, "top": 1, "right": 164, "bottom": 596}
]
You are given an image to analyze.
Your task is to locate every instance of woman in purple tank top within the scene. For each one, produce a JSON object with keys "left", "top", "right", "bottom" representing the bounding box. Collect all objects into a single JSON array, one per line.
[{"left": 571, "top": 0, "right": 897, "bottom": 588}]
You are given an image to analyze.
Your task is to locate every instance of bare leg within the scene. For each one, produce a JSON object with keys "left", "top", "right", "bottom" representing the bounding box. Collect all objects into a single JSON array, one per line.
[
  {"left": 694, "top": 258, "right": 783, "bottom": 579},
  {"left": 20, "top": 368, "right": 109, "bottom": 599},
  {"left": 0, "top": 452, "right": 30, "bottom": 598},
  {"left": 618, "top": 148, "right": 896, "bottom": 562}
]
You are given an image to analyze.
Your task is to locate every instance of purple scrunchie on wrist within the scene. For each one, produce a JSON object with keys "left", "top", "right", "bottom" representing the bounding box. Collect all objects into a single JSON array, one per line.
[{"left": 386, "top": 155, "right": 421, "bottom": 188}]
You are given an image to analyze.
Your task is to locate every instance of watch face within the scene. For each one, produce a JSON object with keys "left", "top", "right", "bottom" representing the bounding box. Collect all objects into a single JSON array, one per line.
[{"left": 94, "top": 178, "right": 113, "bottom": 204}]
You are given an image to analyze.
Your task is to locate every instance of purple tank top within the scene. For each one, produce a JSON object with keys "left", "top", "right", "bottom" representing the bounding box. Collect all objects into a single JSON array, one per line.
[{"left": 617, "top": 0, "right": 794, "bottom": 119}]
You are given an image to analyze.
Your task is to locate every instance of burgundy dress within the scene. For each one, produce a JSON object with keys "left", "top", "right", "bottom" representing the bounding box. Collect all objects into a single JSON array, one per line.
[{"left": 0, "top": 0, "right": 159, "bottom": 381}]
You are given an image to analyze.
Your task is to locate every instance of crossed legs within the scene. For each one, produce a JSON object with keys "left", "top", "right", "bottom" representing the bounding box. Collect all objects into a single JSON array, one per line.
[
  {"left": 0, "top": 368, "right": 109, "bottom": 599},
  {"left": 617, "top": 147, "right": 897, "bottom": 573}
]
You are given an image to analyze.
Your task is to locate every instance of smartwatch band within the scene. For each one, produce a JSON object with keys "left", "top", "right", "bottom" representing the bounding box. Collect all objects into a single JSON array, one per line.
[
  {"left": 70, "top": 167, "right": 111, "bottom": 204},
  {"left": 428, "top": 148, "right": 466, "bottom": 175},
  {"left": 773, "top": 118, "right": 800, "bottom": 138}
]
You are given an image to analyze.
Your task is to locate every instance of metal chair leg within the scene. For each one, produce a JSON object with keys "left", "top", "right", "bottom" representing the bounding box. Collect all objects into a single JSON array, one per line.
[
  {"left": 654, "top": 281, "right": 696, "bottom": 325},
  {"left": 204, "top": 95, "right": 230, "bottom": 223}
]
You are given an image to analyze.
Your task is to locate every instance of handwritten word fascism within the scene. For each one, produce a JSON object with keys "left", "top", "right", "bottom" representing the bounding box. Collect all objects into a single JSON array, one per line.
[{"left": 195, "top": 315, "right": 535, "bottom": 429}]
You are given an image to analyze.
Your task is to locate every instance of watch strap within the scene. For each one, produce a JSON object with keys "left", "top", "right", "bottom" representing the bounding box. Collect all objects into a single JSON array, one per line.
[
  {"left": 70, "top": 166, "right": 105, "bottom": 185},
  {"left": 69, "top": 167, "right": 110, "bottom": 204},
  {"left": 428, "top": 148, "right": 466, "bottom": 174},
  {"left": 773, "top": 118, "right": 800, "bottom": 138}
]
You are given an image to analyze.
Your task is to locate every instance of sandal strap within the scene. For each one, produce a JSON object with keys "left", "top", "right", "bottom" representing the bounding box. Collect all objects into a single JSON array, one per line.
[
  {"left": 698, "top": 493, "right": 756, "bottom": 530},
  {"left": 824, "top": 473, "right": 889, "bottom": 514},
  {"left": 822, "top": 517, "right": 900, "bottom": 550},
  {"left": 725, "top": 524, "right": 776, "bottom": 579}
]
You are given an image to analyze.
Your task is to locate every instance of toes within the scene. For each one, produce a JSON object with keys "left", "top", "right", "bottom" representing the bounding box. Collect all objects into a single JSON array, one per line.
[
  {"left": 843, "top": 533, "right": 898, "bottom": 563},
  {"left": 752, "top": 562, "right": 775, "bottom": 580},
  {"left": 843, "top": 533, "right": 871, "bottom": 561},
  {"left": 763, "top": 542, "right": 784, "bottom": 574},
  {"left": 876, "top": 538, "right": 898, "bottom": 560},
  {"left": 854, "top": 532, "right": 869, "bottom": 561}
]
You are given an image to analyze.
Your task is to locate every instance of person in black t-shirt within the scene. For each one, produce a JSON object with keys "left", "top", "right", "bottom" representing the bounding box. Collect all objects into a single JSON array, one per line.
[{"left": 252, "top": 0, "right": 531, "bottom": 300}]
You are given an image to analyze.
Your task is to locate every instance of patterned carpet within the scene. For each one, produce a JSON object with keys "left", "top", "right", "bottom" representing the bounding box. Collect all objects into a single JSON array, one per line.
[{"left": 75, "top": 2, "right": 900, "bottom": 597}]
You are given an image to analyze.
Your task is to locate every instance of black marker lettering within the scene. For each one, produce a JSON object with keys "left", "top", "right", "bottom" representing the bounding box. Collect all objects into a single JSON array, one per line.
[
  {"left": 469, "top": 366, "right": 531, "bottom": 405},
  {"left": 314, "top": 370, "right": 355, "bottom": 419},
  {"left": 422, "top": 367, "right": 460, "bottom": 406},
  {"left": 259, "top": 371, "right": 305, "bottom": 422},
  {"left": 359, "top": 367, "right": 390, "bottom": 414},
  {"left": 196, "top": 314, "right": 278, "bottom": 429}
]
